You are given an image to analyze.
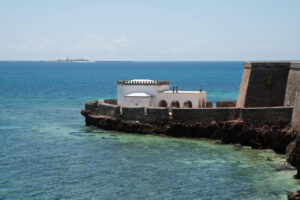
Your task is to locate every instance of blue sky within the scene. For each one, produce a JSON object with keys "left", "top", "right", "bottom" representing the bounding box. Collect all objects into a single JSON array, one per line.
[{"left": 0, "top": 0, "right": 299, "bottom": 61}]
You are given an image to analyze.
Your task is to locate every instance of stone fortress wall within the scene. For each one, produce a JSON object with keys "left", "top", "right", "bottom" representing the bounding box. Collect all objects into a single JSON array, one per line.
[
  {"left": 85, "top": 100, "right": 170, "bottom": 124},
  {"left": 84, "top": 99, "right": 294, "bottom": 127},
  {"left": 237, "top": 62, "right": 300, "bottom": 107},
  {"left": 83, "top": 61, "right": 300, "bottom": 128},
  {"left": 237, "top": 62, "right": 290, "bottom": 107}
]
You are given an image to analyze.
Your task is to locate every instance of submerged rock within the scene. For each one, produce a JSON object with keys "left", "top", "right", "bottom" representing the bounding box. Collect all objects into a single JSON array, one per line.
[
  {"left": 288, "top": 190, "right": 300, "bottom": 200},
  {"left": 287, "top": 137, "right": 300, "bottom": 179}
]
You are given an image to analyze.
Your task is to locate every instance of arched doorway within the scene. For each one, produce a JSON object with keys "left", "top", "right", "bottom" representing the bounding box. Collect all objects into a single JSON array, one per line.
[
  {"left": 183, "top": 100, "right": 192, "bottom": 108},
  {"left": 171, "top": 100, "right": 180, "bottom": 108},
  {"left": 159, "top": 100, "right": 168, "bottom": 107}
]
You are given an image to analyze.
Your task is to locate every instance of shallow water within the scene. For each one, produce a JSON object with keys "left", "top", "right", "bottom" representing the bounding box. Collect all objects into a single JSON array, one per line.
[{"left": 0, "top": 61, "right": 299, "bottom": 199}]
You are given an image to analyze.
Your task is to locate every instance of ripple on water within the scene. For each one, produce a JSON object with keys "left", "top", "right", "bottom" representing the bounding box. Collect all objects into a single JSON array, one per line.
[{"left": 0, "top": 61, "right": 299, "bottom": 199}]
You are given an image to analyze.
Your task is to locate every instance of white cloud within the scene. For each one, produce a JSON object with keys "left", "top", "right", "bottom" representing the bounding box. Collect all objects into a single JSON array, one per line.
[
  {"left": 2, "top": 37, "right": 56, "bottom": 52},
  {"left": 169, "top": 39, "right": 203, "bottom": 53},
  {"left": 252, "top": 44, "right": 282, "bottom": 51},
  {"left": 0, "top": 33, "right": 133, "bottom": 54},
  {"left": 66, "top": 33, "right": 132, "bottom": 52}
]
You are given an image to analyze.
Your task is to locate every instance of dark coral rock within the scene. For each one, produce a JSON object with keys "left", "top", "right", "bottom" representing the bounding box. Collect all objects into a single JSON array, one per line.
[
  {"left": 287, "top": 136, "right": 300, "bottom": 179},
  {"left": 288, "top": 191, "right": 300, "bottom": 200}
]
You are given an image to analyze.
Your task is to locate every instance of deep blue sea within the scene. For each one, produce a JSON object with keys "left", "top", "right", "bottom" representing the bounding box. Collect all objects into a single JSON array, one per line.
[{"left": 0, "top": 61, "right": 299, "bottom": 199}]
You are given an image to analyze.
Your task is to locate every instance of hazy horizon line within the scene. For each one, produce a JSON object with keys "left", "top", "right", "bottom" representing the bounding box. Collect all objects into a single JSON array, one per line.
[{"left": 1, "top": 59, "right": 299, "bottom": 62}]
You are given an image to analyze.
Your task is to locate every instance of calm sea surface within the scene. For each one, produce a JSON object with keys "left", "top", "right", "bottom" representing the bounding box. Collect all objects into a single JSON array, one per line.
[{"left": 0, "top": 61, "right": 299, "bottom": 199}]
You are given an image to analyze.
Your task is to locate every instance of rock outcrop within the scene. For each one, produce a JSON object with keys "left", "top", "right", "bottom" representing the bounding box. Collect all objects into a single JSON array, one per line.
[
  {"left": 287, "top": 136, "right": 300, "bottom": 178},
  {"left": 82, "top": 109, "right": 297, "bottom": 154},
  {"left": 288, "top": 191, "right": 300, "bottom": 200}
]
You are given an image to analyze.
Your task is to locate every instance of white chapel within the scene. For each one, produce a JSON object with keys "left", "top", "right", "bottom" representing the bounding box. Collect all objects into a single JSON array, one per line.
[{"left": 117, "top": 79, "right": 206, "bottom": 109}]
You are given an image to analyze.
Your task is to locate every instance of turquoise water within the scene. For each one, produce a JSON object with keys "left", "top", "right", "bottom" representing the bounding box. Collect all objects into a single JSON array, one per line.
[{"left": 0, "top": 61, "right": 299, "bottom": 199}]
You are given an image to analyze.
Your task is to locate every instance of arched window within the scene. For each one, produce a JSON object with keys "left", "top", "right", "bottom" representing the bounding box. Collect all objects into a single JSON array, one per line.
[
  {"left": 183, "top": 100, "right": 192, "bottom": 108},
  {"left": 159, "top": 100, "right": 168, "bottom": 107},
  {"left": 171, "top": 100, "right": 180, "bottom": 108}
]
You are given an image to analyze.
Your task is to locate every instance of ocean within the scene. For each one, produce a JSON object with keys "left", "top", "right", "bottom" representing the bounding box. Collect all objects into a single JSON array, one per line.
[{"left": 0, "top": 61, "right": 298, "bottom": 199}]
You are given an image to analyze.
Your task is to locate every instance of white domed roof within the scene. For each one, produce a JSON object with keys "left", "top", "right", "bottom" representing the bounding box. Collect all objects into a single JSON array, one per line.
[{"left": 125, "top": 92, "right": 151, "bottom": 97}]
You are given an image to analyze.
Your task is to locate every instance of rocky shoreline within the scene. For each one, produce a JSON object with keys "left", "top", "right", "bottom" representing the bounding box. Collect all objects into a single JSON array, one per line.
[
  {"left": 82, "top": 110, "right": 298, "bottom": 166},
  {"left": 81, "top": 109, "right": 300, "bottom": 199}
]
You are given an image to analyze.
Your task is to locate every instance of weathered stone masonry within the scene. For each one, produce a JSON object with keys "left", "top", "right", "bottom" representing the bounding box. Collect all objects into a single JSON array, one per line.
[
  {"left": 83, "top": 100, "right": 294, "bottom": 127},
  {"left": 237, "top": 62, "right": 300, "bottom": 107}
]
